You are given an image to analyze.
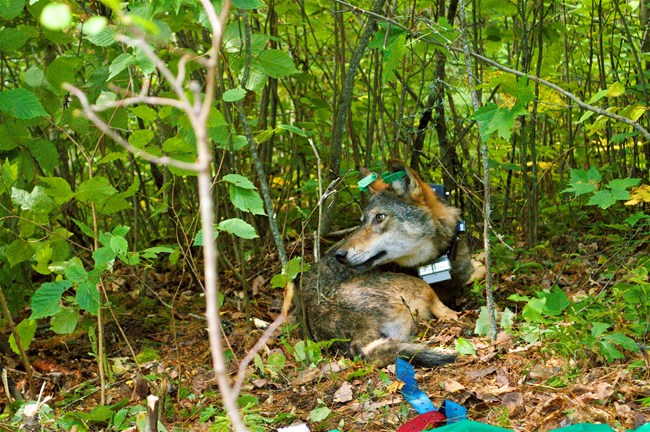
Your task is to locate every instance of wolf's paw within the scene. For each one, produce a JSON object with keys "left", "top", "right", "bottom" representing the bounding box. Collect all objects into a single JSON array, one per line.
[
  {"left": 433, "top": 305, "right": 458, "bottom": 322},
  {"left": 467, "top": 255, "right": 486, "bottom": 284}
]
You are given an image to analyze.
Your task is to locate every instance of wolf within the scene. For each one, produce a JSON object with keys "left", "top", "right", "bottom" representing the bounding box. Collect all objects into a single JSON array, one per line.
[{"left": 300, "top": 159, "right": 475, "bottom": 368}]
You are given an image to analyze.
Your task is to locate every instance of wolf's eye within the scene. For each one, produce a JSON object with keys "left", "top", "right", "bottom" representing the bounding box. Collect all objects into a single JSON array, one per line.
[{"left": 373, "top": 213, "right": 386, "bottom": 224}]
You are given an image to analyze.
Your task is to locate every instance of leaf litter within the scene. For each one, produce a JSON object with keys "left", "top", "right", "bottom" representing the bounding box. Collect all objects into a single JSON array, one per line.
[{"left": 1, "top": 247, "right": 648, "bottom": 431}]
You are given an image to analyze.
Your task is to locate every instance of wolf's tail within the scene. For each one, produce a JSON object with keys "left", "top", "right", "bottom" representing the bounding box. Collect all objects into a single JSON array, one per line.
[{"left": 362, "top": 339, "right": 457, "bottom": 368}]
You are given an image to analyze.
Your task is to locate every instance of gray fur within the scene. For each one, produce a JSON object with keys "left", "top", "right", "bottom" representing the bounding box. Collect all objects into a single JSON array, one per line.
[{"left": 300, "top": 160, "right": 474, "bottom": 368}]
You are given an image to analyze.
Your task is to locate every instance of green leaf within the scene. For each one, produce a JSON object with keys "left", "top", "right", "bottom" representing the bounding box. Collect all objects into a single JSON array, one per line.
[
  {"left": 76, "top": 177, "right": 118, "bottom": 205},
  {"left": 606, "top": 82, "right": 626, "bottom": 97},
  {"left": 40, "top": 3, "right": 73, "bottom": 31},
  {"left": 287, "top": 257, "right": 309, "bottom": 280},
  {"left": 277, "top": 124, "right": 308, "bottom": 137},
  {"left": 9, "top": 319, "right": 36, "bottom": 355},
  {"left": 0, "top": 27, "right": 30, "bottom": 53},
  {"left": 73, "top": 218, "right": 95, "bottom": 238},
  {"left": 141, "top": 246, "right": 174, "bottom": 259},
  {"left": 577, "top": 110, "right": 595, "bottom": 124},
  {"left": 604, "top": 332, "right": 639, "bottom": 352},
  {"left": 98, "top": 152, "right": 127, "bottom": 165},
  {"left": 108, "top": 53, "right": 135, "bottom": 81},
  {"left": 33, "top": 243, "right": 53, "bottom": 275},
  {"left": 222, "top": 173, "right": 257, "bottom": 190},
  {"left": 270, "top": 273, "right": 287, "bottom": 289},
  {"left": 162, "top": 137, "right": 194, "bottom": 153},
  {"left": 471, "top": 102, "right": 527, "bottom": 141},
  {"left": 27, "top": 139, "right": 58, "bottom": 173},
  {"left": 381, "top": 33, "right": 405, "bottom": 83},
  {"left": 93, "top": 246, "right": 116, "bottom": 271},
  {"left": 130, "top": 105, "right": 157, "bottom": 122},
  {"left": 30, "top": 280, "right": 71, "bottom": 319},
  {"left": 587, "top": 190, "right": 615, "bottom": 209},
  {"left": 521, "top": 297, "right": 546, "bottom": 323},
  {"left": 540, "top": 288, "right": 569, "bottom": 316},
  {"left": 111, "top": 225, "right": 129, "bottom": 239},
  {"left": 597, "top": 340, "right": 624, "bottom": 362},
  {"left": 85, "top": 26, "right": 115, "bottom": 46},
  {"left": 0, "top": 88, "right": 48, "bottom": 119},
  {"left": 588, "top": 88, "right": 608, "bottom": 104},
  {"left": 500, "top": 307, "right": 515, "bottom": 330},
  {"left": 11, "top": 186, "right": 55, "bottom": 212},
  {"left": 561, "top": 167, "right": 601, "bottom": 197},
  {"left": 455, "top": 337, "right": 476, "bottom": 355},
  {"left": 257, "top": 49, "right": 298, "bottom": 79},
  {"left": 230, "top": 186, "right": 266, "bottom": 215},
  {"left": 77, "top": 281, "right": 100, "bottom": 315},
  {"left": 136, "top": 346, "right": 160, "bottom": 363},
  {"left": 51, "top": 307, "right": 79, "bottom": 334},
  {"left": 193, "top": 228, "right": 210, "bottom": 246},
  {"left": 245, "top": 58, "right": 268, "bottom": 93},
  {"left": 625, "top": 211, "right": 649, "bottom": 227},
  {"left": 6, "top": 239, "right": 34, "bottom": 267},
  {"left": 607, "top": 178, "right": 641, "bottom": 201},
  {"left": 23, "top": 65, "right": 46, "bottom": 87},
  {"left": 232, "top": 0, "right": 264, "bottom": 9},
  {"left": 223, "top": 87, "right": 247, "bottom": 102},
  {"left": 256, "top": 128, "right": 275, "bottom": 144},
  {"left": 39, "top": 176, "right": 74, "bottom": 205},
  {"left": 128, "top": 129, "right": 154, "bottom": 149},
  {"left": 45, "top": 56, "right": 78, "bottom": 93},
  {"left": 473, "top": 306, "right": 491, "bottom": 336},
  {"left": 134, "top": 46, "right": 155, "bottom": 75},
  {"left": 64, "top": 263, "right": 88, "bottom": 284},
  {"left": 0, "top": 0, "right": 25, "bottom": 19},
  {"left": 110, "top": 235, "right": 128, "bottom": 254},
  {"left": 308, "top": 406, "right": 331, "bottom": 423},
  {"left": 218, "top": 218, "right": 258, "bottom": 239},
  {"left": 591, "top": 322, "right": 610, "bottom": 337}
]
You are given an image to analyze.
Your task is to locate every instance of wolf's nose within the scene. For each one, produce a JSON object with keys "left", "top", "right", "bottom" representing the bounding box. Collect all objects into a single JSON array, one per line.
[{"left": 334, "top": 250, "right": 347, "bottom": 263}]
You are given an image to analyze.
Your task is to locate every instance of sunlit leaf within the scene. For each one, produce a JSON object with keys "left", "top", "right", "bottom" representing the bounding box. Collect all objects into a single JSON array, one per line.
[
  {"left": 30, "top": 280, "right": 71, "bottom": 319},
  {"left": 0, "top": 88, "right": 48, "bottom": 119},
  {"left": 9, "top": 319, "right": 36, "bottom": 354}
]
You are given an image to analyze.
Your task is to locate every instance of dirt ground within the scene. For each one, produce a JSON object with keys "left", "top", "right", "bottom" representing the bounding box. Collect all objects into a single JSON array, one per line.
[{"left": 1, "top": 248, "right": 648, "bottom": 431}]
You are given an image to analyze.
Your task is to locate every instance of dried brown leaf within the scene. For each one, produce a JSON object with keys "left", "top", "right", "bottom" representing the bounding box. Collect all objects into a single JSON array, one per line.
[{"left": 333, "top": 381, "right": 353, "bottom": 403}]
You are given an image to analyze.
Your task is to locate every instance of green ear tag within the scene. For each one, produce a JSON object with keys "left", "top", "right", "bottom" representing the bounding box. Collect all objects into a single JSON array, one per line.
[
  {"left": 358, "top": 172, "right": 378, "bottom": 191},
  {"left": 381, "top": 170, "right": 406, "bottom": 183}
]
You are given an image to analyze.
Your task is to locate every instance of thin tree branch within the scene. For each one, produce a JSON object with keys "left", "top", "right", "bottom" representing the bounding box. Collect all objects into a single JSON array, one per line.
[
  {"left": 64, "top": 84, "right": 201, "bottom": 171},
  {"left": 232, "top": 281, "right": 294, "bottom": 396},
  {"left": 333, "top": 1, "right": 650, "bottom": 140},
  {"left": 458, "top": 0, "right": 498, "bottom": 341},
  {"left": 468, "top": 50, "right": 650, "bottom": 140}
]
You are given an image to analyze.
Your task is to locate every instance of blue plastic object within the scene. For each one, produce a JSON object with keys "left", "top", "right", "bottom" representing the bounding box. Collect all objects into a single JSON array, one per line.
[{"left": 397, "top": 358, "right": 436, "bottom": 415}]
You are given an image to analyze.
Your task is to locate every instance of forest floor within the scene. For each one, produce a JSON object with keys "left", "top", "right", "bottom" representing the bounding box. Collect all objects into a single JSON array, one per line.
[{"left": 1, "top": 241, "right": 649, "bottom": 431}]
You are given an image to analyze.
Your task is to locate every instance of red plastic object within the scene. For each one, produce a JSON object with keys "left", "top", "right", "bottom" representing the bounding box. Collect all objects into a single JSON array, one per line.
[{"left": 397, "top": 411, "right": 446, "bottom": 432}]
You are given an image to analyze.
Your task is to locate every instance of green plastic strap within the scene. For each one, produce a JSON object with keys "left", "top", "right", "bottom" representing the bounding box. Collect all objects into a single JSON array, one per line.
[
  {"left": 358, "top": 172, "right": 378, "bottom": 191},
  {"left": 381, "top": 170, "right": 406, "bottom": 183}
]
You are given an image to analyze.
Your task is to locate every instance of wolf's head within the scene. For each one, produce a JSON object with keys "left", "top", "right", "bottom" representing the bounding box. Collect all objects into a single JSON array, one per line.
[{"left": 335, "top": 159, "right": 459, "bottom": 270}]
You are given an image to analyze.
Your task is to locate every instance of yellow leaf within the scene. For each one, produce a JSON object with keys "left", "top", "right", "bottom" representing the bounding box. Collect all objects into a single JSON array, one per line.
[
  {"left": 619, "top": 104, "right": 647, "bottom": 122},
  {"left": 386, "top": 380, "right": 403, "bottom": 394},
  {"left": 606, "top": 82, "right": 626, "bottom": 97},
  {"left": 625, "top": 184, "right": 650, "bottom": 206}
]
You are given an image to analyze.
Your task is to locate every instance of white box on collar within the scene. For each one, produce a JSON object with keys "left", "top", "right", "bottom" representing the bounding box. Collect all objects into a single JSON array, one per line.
[{"left": 418, "top": 256, "right": 452, "bottom": 284}]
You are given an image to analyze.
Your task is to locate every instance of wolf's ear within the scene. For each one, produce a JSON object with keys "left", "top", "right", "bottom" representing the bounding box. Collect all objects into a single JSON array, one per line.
[{"left": 385, "top": 159, "right": 427, "bottom": 203}]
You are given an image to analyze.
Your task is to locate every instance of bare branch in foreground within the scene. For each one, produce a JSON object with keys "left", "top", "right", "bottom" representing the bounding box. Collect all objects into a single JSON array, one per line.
[
  {"left": 64, "top": 84, "right": 200, "bottom": 171},
  {"left": 232, "top": 282, "right": 294, "bottom": 396}
]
